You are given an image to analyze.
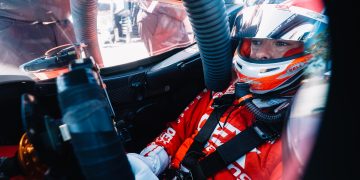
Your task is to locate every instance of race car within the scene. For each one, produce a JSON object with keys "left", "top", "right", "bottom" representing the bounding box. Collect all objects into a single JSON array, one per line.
[{"left": 0, "top": 0, "right": 356, "bottom": 179}]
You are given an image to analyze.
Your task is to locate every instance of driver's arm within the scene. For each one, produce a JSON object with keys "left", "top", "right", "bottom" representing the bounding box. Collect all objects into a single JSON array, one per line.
[{"left": 127, "top": 89, "right": 213, "bottom": 176}]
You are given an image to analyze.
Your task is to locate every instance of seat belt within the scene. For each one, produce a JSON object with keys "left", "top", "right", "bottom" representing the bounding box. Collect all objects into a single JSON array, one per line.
[
  {"left": 186, "top": 94, "right": 236, "bottom": 156},
  {"left": 181, "top": 94, "right": 282, "bottom": 179},
  {"left": 199, "top": 121, "right": 281, "bottom": 178}
]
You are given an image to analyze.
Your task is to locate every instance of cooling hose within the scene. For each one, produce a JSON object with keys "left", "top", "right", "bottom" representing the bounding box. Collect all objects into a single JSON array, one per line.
[
  {"left": 182, "top": 0, "right": 233, "bottom": 92},
  {"left": 245, "top": 102, "right": 284, "bottom": 123},
  {"left": 70, "top": 0, "right": 104, "bottom": 67},
  {"left": 235, "top": 82, "right": 285, "bottom": 123}
]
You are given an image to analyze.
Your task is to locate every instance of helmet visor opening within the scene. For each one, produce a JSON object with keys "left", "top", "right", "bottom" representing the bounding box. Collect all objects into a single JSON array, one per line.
[{"left": 238, "top": 38, "right": 304, "bottom": 61}]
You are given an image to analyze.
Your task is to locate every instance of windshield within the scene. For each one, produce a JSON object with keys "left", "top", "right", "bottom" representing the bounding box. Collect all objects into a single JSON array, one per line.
[
  {"left": 99, "top": 0, "right": 195, "bottom": 66},
  {"left": 0, "top": 0, "right": 195, "bottom": 76},
  {"left": 98, "top": 3, "right": 112, "bottom": 11}
]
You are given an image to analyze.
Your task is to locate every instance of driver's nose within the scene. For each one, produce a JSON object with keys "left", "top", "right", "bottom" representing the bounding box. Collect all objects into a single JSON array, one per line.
[{"left": 254, "top": 45, "right": 272, "bottom": 60}]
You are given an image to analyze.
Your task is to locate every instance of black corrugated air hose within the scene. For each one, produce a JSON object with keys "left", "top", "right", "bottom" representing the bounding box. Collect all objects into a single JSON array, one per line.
[
  {"left": 70, "top": 0, "right": 103, "bottom": 67},
  {"left": 245, "top": 101, "right": 285, "bottom": 123},
  {"left": 235, "top": 82, "right": 285, "bottom": 123},
  {"left": 182, "top": 0, "right": 233, "bottom": 92}
]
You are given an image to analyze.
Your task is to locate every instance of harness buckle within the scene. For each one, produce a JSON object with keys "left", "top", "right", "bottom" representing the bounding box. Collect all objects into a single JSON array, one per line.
[
  {"left": 253, "top": 121, "right": 280, "bottom": 141},
  {"left": 174, "top": 169, "right": 193, "bottom": 180},
  {"left": 211, "top": 94, "right": 235, "bottom": 109},
  {"left": 162, "top": 168, "right": 193, "bottom": 180}
]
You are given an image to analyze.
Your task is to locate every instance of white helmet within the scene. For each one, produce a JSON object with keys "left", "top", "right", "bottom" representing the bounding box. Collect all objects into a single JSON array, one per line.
[{"left": 231, "top": 0, "right": 329, "bottom": 96}]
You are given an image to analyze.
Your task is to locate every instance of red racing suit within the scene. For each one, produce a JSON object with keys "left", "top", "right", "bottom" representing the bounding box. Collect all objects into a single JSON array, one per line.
[{"left": 141, "top": 82, "right": 282, "bottom": 180}]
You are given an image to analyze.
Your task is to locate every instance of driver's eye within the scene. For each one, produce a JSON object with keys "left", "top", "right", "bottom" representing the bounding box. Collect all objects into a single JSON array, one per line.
[
  {"left": 275, "top": 41, "right": 289, "bottom": 46},
  {"left": 251, "top": 39, "right": 262, "bottom": 46}
]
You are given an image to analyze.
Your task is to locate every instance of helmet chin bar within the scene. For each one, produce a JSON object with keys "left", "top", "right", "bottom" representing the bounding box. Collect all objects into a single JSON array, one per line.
[{"left": 233, "top": 49, "right": 310, "bottom": 96}]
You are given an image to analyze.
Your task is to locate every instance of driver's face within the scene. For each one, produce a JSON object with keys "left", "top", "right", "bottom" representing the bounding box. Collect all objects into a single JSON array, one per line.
[{"left": 249, "top": 39, "right": 303, "bottom": 60}]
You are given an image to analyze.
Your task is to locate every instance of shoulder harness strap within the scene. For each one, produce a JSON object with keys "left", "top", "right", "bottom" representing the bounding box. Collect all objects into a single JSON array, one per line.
[{"left": 181, "top": 93, "right": 283, "bottom": 179}]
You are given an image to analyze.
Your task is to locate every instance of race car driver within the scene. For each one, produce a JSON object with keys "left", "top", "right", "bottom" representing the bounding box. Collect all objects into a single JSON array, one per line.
[{"left": 127, "top": 0, "right": 329, "bottom": 179}]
